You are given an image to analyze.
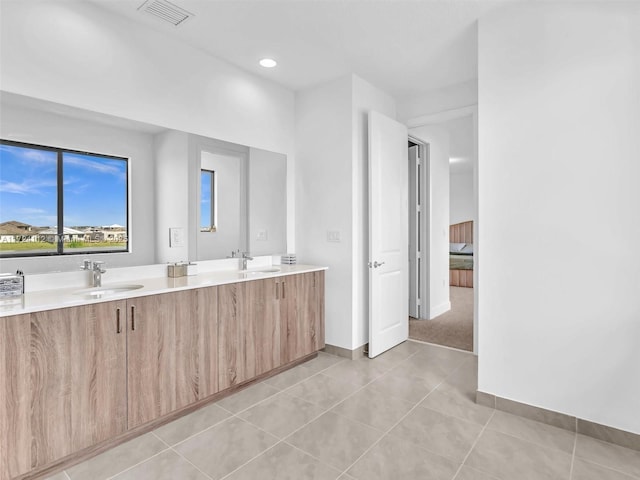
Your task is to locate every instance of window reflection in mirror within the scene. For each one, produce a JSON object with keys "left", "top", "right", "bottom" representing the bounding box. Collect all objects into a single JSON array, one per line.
[{"left": 200, "top": 169, "right": 216, "bottom": 232}]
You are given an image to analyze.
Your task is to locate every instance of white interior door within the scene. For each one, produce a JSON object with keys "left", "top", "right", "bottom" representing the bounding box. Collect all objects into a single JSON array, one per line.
[{"left": 368, "top": 111, "right": 409, "bottom": 358}]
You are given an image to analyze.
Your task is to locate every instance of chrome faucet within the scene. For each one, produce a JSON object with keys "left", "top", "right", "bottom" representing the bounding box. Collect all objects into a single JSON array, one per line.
[
  {"left": 92, "top": 261, "right": 106, "bottom": 287},
  {"left": 241, "top": 252, "right": 253, "bottom": 270},
  {"left": 82, "top": 260, "right": 106, "bottom": 287}
]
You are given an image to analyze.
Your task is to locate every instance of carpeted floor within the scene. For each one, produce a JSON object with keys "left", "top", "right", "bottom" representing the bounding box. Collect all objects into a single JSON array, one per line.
[{"left": 409, "top": 286, "right": 474, "bottom": 351}]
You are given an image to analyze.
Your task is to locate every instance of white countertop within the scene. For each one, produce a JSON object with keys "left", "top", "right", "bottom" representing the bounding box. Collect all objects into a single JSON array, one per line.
[{"left": 0, "top": 264, "right": 327, "bottom": 317}]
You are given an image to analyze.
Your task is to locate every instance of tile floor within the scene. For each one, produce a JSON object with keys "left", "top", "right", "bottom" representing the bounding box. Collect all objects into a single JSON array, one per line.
[{"left": 46, "top": 341, "right": 640, "bottom": 480}]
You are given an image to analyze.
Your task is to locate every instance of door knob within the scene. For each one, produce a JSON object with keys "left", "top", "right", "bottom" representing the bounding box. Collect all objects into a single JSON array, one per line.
[{"left": 368, "top": 261, "right": 386, "bottom": 268}]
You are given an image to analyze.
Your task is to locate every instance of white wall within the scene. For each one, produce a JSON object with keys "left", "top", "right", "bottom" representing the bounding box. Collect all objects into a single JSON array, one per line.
[
  {"left": 478, "top": 3, "right": 640, "bottom": 434},
  {"left": 410, "top": 125, "right": 450, "bottom": 318},
  {"left": 0, "top": 0, "right": 296, "bottom": 253},
  {"left": 296, "top": 74, "right": 396, "bottom": 351},
  {"left": 296, "top": 76, "right": 353, "bottom": 350},
  {"left": 0, "top": 101, "right": 156, "bottom": 273},
  {"left": 450, "top": 171, "right": 474, "bottom": 226}
]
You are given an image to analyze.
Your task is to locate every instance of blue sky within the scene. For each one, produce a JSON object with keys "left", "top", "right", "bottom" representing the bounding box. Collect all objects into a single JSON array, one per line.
[
  {"left": 201, "top": 170, "right": 212, "bottom": 228},
  {"left": 0, "top": 144, "right": 127, "bottom": 227}
]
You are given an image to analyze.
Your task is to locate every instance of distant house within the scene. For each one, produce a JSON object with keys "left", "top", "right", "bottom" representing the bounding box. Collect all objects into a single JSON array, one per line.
[
  {"left": 83, "top": 225, "right": 127, "bottom": 242},
  {"left": 0, "top": 221, "right": 41, "bottom": 243},
  {"left": 38, "top": 227, "right": 85, "bottom": 244}
]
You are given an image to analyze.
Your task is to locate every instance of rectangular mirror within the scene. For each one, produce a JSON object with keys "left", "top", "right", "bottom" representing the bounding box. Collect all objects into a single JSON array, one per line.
[{"left": 0, "top": 91, "right": 288, "bottom": 273}]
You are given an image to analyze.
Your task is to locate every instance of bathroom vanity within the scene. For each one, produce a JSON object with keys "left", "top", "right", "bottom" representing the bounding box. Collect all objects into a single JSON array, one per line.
[{"left": 0, "top": 265, "right": 325, "bottom": 480}]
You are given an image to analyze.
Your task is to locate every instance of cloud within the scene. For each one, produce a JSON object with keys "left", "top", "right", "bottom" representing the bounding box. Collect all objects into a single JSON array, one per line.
[
  {"left": 63, "top": 154, "right": 126, "bottom": 182},
  {"left": 17, "top": 207, "right": 47, "bottom": 214},
  {"left": 0, "top": 179, "right": 57, "bottom": 195},
  {"left": 0, "top": 145, "right": 56, "bottom": 165}
]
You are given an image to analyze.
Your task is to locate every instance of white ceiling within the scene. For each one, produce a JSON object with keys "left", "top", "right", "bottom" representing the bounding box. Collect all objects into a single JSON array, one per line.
[{"left": 91, "top": 0, "right": 508, "bottom": 100}]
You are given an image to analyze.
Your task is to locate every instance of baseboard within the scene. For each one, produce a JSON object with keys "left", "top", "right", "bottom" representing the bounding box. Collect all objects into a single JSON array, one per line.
[
  {"left": 430, "top": 301, "right": 451, "bottom": 319},
  {"left": 476, "top": 390, "right": 640, "bottom": 452},
  {"left": 323, "top": 343, "right": 364, "bottom": 360}
]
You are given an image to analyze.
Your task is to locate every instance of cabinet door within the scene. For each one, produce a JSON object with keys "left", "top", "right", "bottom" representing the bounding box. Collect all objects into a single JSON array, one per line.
[
  {"left": 218, "top": 282, "right": 256, "bottom": 390},
  {"left": 30, "top": 301, "right": 127, "bottom": 468},
  {"left": 219, "top": 279, "right": 281, "bottom": 389},
  {"left": 127, "top": 288, "right": 218, "bottom": 428},
  {"left": 282, "top": 272, "right": 325, "bottom": 364},
  {"left": 0, "top": 314, "right": 31, "bottom": 479}
]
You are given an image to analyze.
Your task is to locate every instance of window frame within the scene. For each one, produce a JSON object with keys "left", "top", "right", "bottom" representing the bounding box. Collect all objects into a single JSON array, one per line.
[{"left": 0, "top": 139, "right": 130, "bottom": 258}]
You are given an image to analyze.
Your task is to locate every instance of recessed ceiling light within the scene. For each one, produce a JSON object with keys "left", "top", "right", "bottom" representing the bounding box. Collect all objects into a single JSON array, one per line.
[{"left": 259, "top": 58, "right": 277, "bottom": 68}]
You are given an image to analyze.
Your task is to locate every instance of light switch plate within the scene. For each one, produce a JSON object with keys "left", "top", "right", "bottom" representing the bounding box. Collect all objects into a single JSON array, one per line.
[
  {"left": 256, "top": 230, "right": 268, "bottom": 241},
  {"left": 170, "top": 227, "right": 185, "bottom": 248}
]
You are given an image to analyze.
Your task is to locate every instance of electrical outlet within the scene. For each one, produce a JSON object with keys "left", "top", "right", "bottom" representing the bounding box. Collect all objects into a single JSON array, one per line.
[{"left": 327, "top": 230, "right": 341, "bottom": 242}]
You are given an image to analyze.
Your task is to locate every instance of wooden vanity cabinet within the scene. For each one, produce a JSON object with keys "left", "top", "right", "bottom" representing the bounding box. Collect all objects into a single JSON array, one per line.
[
  {"left": 29, "top": 301, "right": 128, "bottom": 470},
  {"left": 1, "top": 270, "right": 323, "bottom": 479},
  {"left": 127, "top": 287, "right": 218, "bottom": 428}
]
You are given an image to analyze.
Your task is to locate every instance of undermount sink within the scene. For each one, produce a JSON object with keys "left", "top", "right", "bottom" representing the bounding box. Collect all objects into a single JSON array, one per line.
[
  {"left": 74, "top": 284, "right": 144, "bottom": 297},
  {"left": 240, "top": 267, "right": 281, "bottom": 275}
]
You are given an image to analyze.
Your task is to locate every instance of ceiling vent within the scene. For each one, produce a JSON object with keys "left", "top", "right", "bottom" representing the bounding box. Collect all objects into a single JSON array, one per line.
[{"left": 138, "top": 0, "right": 194, "bottom": 27}]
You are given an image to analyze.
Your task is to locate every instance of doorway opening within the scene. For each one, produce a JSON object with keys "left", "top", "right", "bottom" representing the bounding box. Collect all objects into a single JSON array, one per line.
[{"left": 406, "top": 108, "right": 477, "bottom": 353}]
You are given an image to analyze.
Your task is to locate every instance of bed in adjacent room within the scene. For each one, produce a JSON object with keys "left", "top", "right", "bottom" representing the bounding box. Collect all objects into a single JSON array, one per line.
[{"left": 450, "top": 220, "right": 473, "bottom": 288}]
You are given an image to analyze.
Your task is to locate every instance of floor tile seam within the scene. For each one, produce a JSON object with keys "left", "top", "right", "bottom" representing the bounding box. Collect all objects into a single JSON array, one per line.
[
  {"left": 265, "top": 369, "right": 323, "bottom": 392},
  {"left": 454, "top": 409, "right": 497, "bottom": 480},
  {"left": 277, "top": 369, "right": 336, "bottom": 396},
  {"left": 481, "top": 426, "right": 575, "bottom": 460},
  {"left": 278, "top": 375, "right": 379, "bottom": 441},
  {"left": 481, "top": 418, "right": 578, "bottom": 455},
  {"left": 442, "top": 355, "right": 476, "bottom": 381},
  {"left": 165, "top": 443, "right": 216, "bottom": 480},
  {"left": 337, "top": 372, "right": 460, "bottom": 477},
  {"left": 326, "top": 404, "right": 391, "bottom": 435},
  {"left": 281, "top": 368, "right": 381, "bottom": 414},
  {"left": 572, "top": 456, "right": 640, "bottom": 479},
  {"left": 320, "top": 364, "right": 391, "bottom": 384},
  {"left": 216, "top": 439, "right": 286, "bottom": 480},
  {"left": 103, "top": 444, "right": 173, "bottom": 480},
  {"left": 568, "top": 428, "right": 578, "bottom": 479},
  {"left": 217, "top": 384, "right": 283, "bottom": 415},
  {"left": 156, "top": 410, "right": 234, "bottom": 448},
  {"left": 282, "top": 440, "right": 344, "bottom": 475},
  {"left": 230, "top": 413, "right": 291, "bottom": 443}
]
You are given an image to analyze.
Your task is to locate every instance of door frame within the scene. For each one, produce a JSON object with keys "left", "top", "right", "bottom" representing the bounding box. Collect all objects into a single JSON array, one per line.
[{"left": 408, "top": 137, "right": 429, "bottom": 319}]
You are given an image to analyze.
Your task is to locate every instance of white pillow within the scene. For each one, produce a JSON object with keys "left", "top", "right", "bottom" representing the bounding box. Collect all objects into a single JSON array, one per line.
[{"left": 450, "top": 242, "right": 466, "bottom": 253}]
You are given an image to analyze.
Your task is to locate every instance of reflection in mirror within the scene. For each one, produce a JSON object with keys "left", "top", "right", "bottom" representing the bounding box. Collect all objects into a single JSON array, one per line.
[
  {"left": 0, "top": 91, "right": 287, "bottom": 273},
  {"left": 196, "top": 147, "right": 247, "bottom": 261},
  {"left": 200, "top": 169, "right": 216, "bottom": 232}
]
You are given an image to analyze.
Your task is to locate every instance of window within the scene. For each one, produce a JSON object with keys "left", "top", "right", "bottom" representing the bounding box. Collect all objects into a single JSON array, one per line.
[
  {"left": 200, "top": 169, "right": 217, "bottom": 232},
  {"left": 0, "top": 140, "right": 129, "bottom": 257}
]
